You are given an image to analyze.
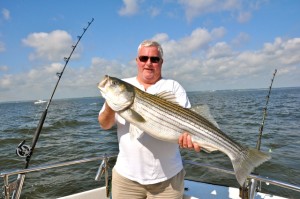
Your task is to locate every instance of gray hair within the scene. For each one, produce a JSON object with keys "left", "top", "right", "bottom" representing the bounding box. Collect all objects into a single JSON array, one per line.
[{"left": 137, "top": 40, "right": 163, "bottom": 58}]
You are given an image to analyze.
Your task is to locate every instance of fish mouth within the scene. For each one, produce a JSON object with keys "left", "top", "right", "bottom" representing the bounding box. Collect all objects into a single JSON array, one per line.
[{"left": 98, "top": 75, "right": 109, "bottom": 90}]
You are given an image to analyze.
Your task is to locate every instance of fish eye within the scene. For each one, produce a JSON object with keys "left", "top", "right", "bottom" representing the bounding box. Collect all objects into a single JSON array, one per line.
[{"left": 112, "top": 80, "right": 118, "bottom": 86}]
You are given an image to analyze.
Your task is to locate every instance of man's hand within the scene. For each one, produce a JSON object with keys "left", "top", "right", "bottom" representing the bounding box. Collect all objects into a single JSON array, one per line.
[
  {"left": 98, "top": 102, "right": 116, "bottom": 130},
  {"left": 178, "top": 132, "right": 201, "bottom": 152}
]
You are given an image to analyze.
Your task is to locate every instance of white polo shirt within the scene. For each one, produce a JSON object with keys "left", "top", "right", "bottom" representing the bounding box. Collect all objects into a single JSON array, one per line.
[{"left": 101, "top": 77, "right": 191, "bottom": 185}]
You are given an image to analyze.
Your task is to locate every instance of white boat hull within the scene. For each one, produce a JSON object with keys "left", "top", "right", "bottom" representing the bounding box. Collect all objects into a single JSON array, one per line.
[{"left": 34, "top": 100, "right": 47, "bottom": 104}]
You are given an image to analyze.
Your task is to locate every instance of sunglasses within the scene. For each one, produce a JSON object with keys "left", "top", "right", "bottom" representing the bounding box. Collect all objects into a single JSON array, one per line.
[{"left": 138, "top": 56, "right": 161, "bottom": 63}]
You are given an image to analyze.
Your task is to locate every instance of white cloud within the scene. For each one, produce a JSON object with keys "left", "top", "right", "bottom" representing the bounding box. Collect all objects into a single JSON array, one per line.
[
  {"left": 150, "top": 29, "right": 299, "bottom": 90},
  {"left": 0, "top": 41, "right": 5, "bottom": 52},
  {"left": 178, "top": 0, "right": 265, "bottom": 23},
  {"left": 158, "top": 27, "right": 225, "bottom": 59},
  {"left": 1, "top": 27, "right": 300, "bottom": 102},
  {"left": 0, "top": 56, "right": 134, "bottom": 101},
  {"left": 22, "top": 30, "right": 79, "bottom": 62},
  {"left": 231, "top": 32, "right": 250, "bottom": 47},
  {"left": 0, "top": 74, "right": 12, "bottom": 89},
  {"left": 118, "top": 0, "right": 140, "bottom": 16},
  {"left": 179, "top": 0, "right": 240, "bottom": 22},
  {"left": 2, "top": 8, "right": 10, "bottom": 20},
  {"left": 237, "top": 11, "right": 252, "bottom": 23},
  {"left": 211, "top": 27, "right": 227, "bottom": 39},
  {"left": 152, "top": 33, "right": 169, "bottom": 44},
  {"left": 206, "top": 42, "right": 233, "bottom": 59},
  {"left": 148, "top": 6, "right": 160, "bottom": 17},
  {"left": 0, "top": 65, "right": 9, "bottom": 72},
  {"left": 262, "top": 37, "right": 300, "bottom": 65}
]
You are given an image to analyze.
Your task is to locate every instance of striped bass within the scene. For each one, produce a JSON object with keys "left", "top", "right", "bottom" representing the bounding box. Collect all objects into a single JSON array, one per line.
[{"left": 97, "top": 75, "right": 271, "bottom": 186}]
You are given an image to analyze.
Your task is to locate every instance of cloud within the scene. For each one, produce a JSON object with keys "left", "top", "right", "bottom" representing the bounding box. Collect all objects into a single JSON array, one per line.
[
  {"left": 206, "top": 42, "right": 234, "bottom": 59},
  {"left": 156, "top": 27, "right": 226, "bottom": 59},
  {"left": 1, "top": 27, "right": 300, "bottom": 102},
  {"left": 231, "top": 32, "right": 250, "bottom": 47},
  {"left": 0, "top": 74, "right": 12, "bottom": 89},
  {"left": 0, "top": 41, "right": 5, "bottom": 52},
  {"left": 200, "top": 37, "right": 300, "bottom": 86},
  {"left": 150, "top": 28, "right": 299, "bottom": 90},
  {"left": 118, "top": 0, "right": 140, "bottom": 16},
  {"left": 262, "top": 37, "right": 300, "bottom": 65},
  {"left": 237, "top": 11, "right": 252, "bottom": 23},
  {"left": 0, "top": 63, "right": 63, "bottom": 101},
  {"left": 22, "top": 30, "right": 80, "bottom": 62},
  {"left": 178, "top": 0, "right": 265, "bottom": 23},
  {"left": 178, "top": 0, "right": 239, "bottom": 22},
  {"left": 0, "top": 62, "right": 78, "bottom": 100},
  {"left": 0, "top": 57, "right": 134, "bottom": 101},
  {"left": 2, "top": 8, "right": 10, "bottom": 20},
  {"left": 148, "top": 6, "right": 160, "bottom": 17},
  {"left": 0, "top": 65, "right": 8, "bottom": 72}
]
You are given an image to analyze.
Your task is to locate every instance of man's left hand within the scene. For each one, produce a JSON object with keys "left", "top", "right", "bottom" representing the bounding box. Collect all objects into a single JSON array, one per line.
[{"left": 178, "top": 132, "right": 201, "bottom": 152}]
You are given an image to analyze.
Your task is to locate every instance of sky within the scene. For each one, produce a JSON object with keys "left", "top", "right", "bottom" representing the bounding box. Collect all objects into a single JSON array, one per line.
[{"left": 0, "top": 0, "right": 300, "bottom": 102}]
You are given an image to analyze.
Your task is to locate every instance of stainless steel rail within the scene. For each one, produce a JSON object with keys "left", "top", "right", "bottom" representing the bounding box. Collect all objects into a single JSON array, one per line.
[
  {"left": 1, "top": 155, "right": 118, "bottom": 178},
  {"left": 1, "top": 156, "right": 299, "bottom": 198},
  {"left": 184, "top": 160, "right": 300, "bottom": 193},
  {"left": 1, "top": 154, "right": 117, "bottom": 199}
]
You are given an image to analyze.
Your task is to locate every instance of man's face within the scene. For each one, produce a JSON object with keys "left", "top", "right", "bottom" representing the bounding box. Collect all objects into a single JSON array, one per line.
[{"left": 136, "top": 46, "right": 163, "bottom": 84}]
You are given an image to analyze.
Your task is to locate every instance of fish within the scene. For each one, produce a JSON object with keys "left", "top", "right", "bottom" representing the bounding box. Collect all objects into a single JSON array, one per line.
[{"left": 97, "top": 75, "right": 271, "bottom": 186}]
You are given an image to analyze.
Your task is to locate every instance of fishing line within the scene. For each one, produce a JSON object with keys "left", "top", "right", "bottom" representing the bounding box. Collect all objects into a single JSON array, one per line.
[
  {"left": 243, "top": 69, "right": 277, "bottom": 199},
  {"left": 9, "top": 18, "right": 95, "bottom": 199}
]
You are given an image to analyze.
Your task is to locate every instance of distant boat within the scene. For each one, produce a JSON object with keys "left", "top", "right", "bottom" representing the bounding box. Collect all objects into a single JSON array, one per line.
[{"left": 34, "top": 100, "right": 47, "bottom": 104}]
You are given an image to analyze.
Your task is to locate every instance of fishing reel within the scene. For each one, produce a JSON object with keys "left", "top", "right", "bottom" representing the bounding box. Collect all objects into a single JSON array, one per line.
[{"left": 16, "top": 140, "right": 31, "bottom": 158}]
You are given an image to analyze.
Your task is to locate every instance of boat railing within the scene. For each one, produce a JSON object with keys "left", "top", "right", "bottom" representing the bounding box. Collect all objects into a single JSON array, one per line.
[
  {"left": 1, "top": 154, "right": 300, "bottom": 199},
  {"left": 184, "top": 160, "right": 300, "bottom": 193}
]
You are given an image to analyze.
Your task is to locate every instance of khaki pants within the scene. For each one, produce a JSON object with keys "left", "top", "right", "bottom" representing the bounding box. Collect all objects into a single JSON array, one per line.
[{"left": 112, "top": 168, "right": 185, "bottom": 199}]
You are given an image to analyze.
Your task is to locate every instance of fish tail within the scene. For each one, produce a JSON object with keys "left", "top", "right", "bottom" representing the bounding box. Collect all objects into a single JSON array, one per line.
[{"left": 231, "top": 148, "right": 271, "bottom": 186}]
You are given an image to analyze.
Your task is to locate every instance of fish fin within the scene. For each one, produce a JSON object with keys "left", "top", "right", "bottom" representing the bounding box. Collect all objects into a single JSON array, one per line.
[
  {"left": 119, "top": 109, "right": 145, "bottom": 139},
  {"left": 191, "top": 138, "right": 219, "bottom": 153},
  {"left": 129, "top": 124, "right": 144, "bottom": 139},
  {"left": 190, "top": 104, "right": 219, "bottom": 129},
  {"left": 231, "top": 148, "right": 271, "bottom": 186},
  {"left": 155, "top": 91, "right": 180, "bottom": 105},
  {"left": 201, "top": 145, "right": 219, "bottom": 153},
  {"left": 120, "top": 108, "right": 146, "bottom": 123}
]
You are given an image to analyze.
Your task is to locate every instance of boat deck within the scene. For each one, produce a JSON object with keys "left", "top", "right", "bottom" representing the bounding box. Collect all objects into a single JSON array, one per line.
[{"left": 57, "top": 179, "right": 287, "bottom": 199}]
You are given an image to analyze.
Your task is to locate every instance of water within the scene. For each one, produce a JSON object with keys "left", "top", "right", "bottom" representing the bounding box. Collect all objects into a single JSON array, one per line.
[{"left": 0, "top": 88, "right": 299, "bottom": 198}]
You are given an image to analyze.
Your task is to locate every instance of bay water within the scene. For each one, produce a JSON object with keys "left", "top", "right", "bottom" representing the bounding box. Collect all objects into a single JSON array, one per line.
[{"left": 0, "top": 87, "right": 299, "bottom": 198}]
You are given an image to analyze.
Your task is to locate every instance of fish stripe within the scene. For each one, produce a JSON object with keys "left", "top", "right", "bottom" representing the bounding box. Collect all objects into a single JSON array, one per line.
[{"left": 133, "top": 88, "right": 244, "bottom": 156}]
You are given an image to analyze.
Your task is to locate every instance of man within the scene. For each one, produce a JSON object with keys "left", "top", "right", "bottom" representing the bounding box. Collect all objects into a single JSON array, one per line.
[{"left": 98, "top": 40, "right": 200, "bottom": 198}]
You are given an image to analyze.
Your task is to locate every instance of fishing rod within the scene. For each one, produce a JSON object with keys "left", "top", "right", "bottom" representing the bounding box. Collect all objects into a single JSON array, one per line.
[
  {"left": 246, "top": 69, "right": 277, "bottom": 199},
  {"left": 9, "top": 18, "right": 94, "bottom": 199},
  {"left": 256, "top": 69, "right": 277, "bottom": 150}
]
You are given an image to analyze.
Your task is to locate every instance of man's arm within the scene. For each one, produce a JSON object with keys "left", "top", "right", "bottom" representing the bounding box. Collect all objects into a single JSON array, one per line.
[{"left": 98, "top": 102, "right": 116, "bottom": 130}]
